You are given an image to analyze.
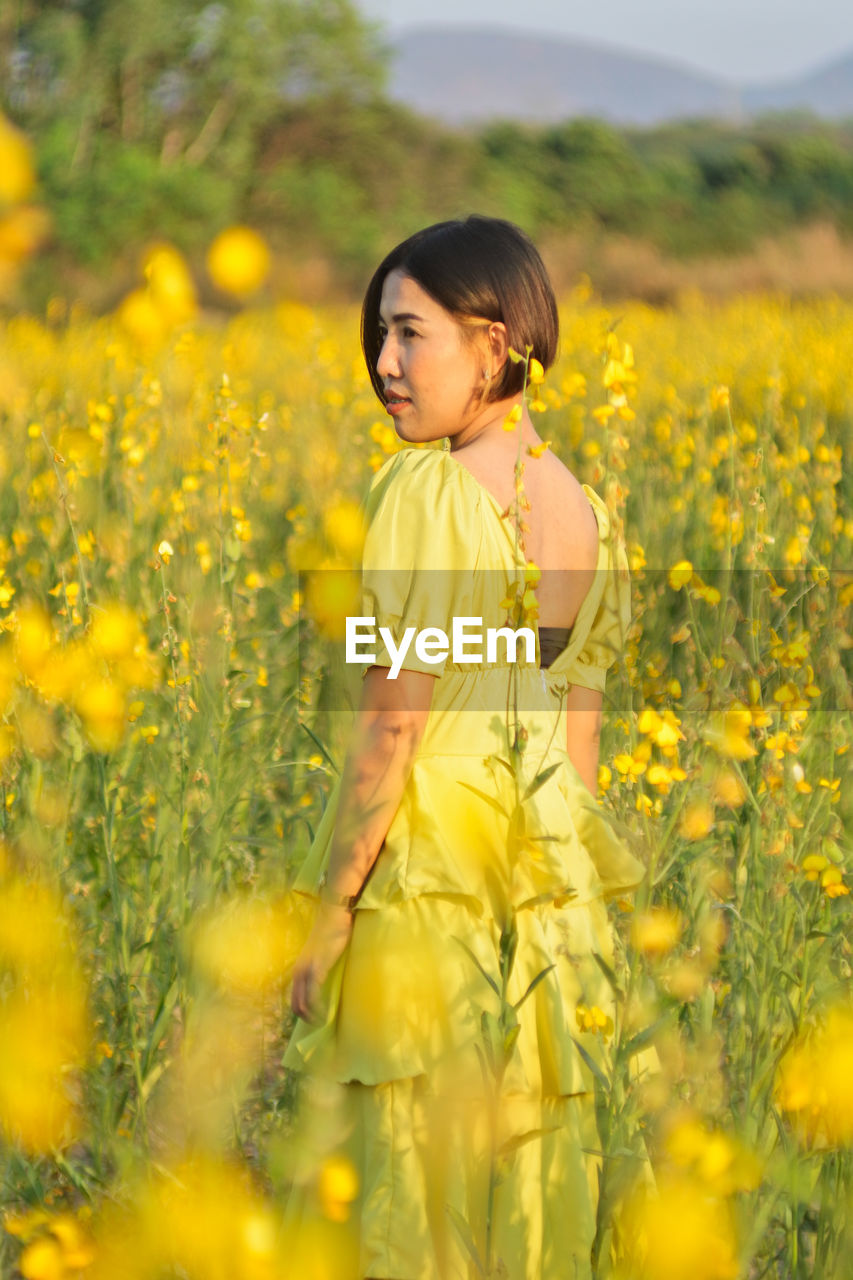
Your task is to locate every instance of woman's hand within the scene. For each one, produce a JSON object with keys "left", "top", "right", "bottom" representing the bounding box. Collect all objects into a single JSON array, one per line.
[{"left": 290, "top": 903, "right": 354, "bottom": 1022}]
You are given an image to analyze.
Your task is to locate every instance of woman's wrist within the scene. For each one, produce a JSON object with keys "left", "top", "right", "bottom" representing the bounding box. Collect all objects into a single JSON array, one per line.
[{"left": 317, "top": 871, "right": 360, "bottom": 911}]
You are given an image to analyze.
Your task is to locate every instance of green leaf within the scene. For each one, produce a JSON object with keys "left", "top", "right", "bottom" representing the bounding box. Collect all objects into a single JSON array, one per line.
[
  {"left": 453, "top": 937, "right": 500, "bottom": 997},
  {"left": 503, "top": 1023, "right": 521, "bottom": 1059},
  {"left": 446, "top": 1206, "right": 487, "bottom": 1275},
  {"left": 498, "top": 1126, "right": 559, "bottom": 1157},
  {"left": 500, "top": 916, "right": 518, "bottom": 978},
  {"left": 141, "top": 977, "right": 180, "bottom": 1076},
  {"left": 623, "top": 1015, "right": 668, "bottom": 1057},
  {"left": 572, "top": 1036, "right": 610, "bottom": 1089},
  {"left": 486, "top": 753, "right": 516, "bottom": 778},
  {"left": 513, "top": 963, "right": 556, "bottom": 1011},
  {"left": 593, "top": 951, "right": 624, "bottom": 998},
  {"left": 523, "top": 761, "right": 562, "bottom": 801},
  {"left": 299, "top": 724, "right": 340, "bottom": 776},
  {"left": 457, "top": 780, "right": 509, "bottom": 819}
]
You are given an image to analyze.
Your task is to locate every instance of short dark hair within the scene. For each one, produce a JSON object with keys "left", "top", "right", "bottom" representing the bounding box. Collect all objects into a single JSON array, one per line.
[{"left": 361, "top": 215, "right": 559, "bottom": 403}]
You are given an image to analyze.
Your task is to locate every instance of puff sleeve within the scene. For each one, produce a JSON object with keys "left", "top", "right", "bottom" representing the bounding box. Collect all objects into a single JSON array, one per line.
[{"left": 358, "top": 449, "right": 480, "bottom": 677}]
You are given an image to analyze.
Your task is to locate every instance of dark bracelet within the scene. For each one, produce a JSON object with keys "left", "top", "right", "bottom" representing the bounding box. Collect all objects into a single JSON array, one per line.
[{"left": 317, "top": 871, "right": 359, "bottom": 911}]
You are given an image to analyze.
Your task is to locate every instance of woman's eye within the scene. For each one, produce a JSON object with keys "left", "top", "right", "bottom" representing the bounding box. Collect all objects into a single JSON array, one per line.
[{"left": 402, "top": 327, "right": 418, "bottom": 339}]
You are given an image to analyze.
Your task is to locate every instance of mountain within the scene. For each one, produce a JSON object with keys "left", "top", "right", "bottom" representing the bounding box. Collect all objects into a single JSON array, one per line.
[
  {"left": 388, "top": 26, "right": 853, "bottom": 126},
  {"left": 743, "top": 51, "right": 853, "bottom": 118}
]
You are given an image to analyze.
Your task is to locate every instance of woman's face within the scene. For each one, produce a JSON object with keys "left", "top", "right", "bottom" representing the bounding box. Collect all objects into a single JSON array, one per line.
[{"left": 376, "top": 270, "right": 489, "bottom": 444}]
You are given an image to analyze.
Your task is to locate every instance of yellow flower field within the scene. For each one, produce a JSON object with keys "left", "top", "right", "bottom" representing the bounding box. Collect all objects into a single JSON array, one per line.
[{"left": 0, "top": 272, "right": 851, "bottom": 1277}]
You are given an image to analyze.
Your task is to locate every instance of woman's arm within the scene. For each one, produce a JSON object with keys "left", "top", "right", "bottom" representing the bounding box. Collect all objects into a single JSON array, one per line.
[
  {"left": 565, "top": 683, "right": 603, "bottom": 795},
  {"left": 290, "top": 664, "right": 435, "bottom": 1020}
]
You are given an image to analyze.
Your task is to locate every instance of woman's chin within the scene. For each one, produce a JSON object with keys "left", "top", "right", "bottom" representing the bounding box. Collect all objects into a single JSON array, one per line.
[{"left": 392, "top": 422, "right": 422, "bottom": 443}]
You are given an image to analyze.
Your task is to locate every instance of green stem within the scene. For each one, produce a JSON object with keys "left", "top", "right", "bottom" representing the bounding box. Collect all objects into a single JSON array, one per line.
[
  {"left": 97, "top": 756, "right": 148, "bottom": 1143},
  {"left": 159, "top": 562, "right": 189, "bottom": 917},
  {"left": 41, "top": 431, "right": 91, "bottom": 627}
]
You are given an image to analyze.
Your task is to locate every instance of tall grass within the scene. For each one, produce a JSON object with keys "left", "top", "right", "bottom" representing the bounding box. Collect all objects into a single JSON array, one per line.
[{"left": 0, "top": 286, "right": 850, "bottom": 1277}]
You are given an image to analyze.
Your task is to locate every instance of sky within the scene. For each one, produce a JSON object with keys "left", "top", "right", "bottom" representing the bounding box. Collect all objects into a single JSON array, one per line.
[{"left": 357, "top": 0, "right": 853, "bottom": 83}]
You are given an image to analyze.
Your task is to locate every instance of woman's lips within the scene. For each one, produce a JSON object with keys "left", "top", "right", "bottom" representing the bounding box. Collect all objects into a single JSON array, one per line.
[{"left": 384, "top": 392, "right": 411, "bottom": 416}]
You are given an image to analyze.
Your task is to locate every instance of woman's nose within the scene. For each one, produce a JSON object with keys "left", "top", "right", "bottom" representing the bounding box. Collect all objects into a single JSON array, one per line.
[{"left": 377, "top": 333, "right": 400, "bottom": 379}]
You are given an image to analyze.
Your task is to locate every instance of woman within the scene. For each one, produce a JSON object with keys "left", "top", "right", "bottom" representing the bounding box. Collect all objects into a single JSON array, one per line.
[{"left": 287, "top": 216, "right": 645, "bottom": 1279}]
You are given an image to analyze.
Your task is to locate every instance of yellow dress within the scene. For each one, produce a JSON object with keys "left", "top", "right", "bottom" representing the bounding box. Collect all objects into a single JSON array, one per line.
[{"left": 285, "top": 448, "right": 645, "bottom": 1279}]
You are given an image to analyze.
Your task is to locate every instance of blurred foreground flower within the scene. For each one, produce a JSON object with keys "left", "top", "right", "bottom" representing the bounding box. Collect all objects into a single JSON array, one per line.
[
  {"left": 90, "top": 1157, "right": 358, "bottom": 1280},
  {"left": 775, "top": 1004, "right": 853, "bottom": 1145},
  {"left": 0, "top": 114, "right": 49, "bottom": 300},
  {"left": 143, "top": 243, "right": 198, "bottom": 326},
  {"left": 0, "top": 113, "right": 35, "bottom": 204},
  {"left": 189, "top": 891, "right": 310, "bottom": 995},
  {"left": 630, "top": 906, "right": 683, "bottom": 957},
  {"left": 317, "top": 1155, "right": 360, "bottom": 1223},
  {"left": 9, "top": 598, "right": 158, "bottom": 757},
  {"left": 7, "top": 1209, "right": 95, "bottom": 1279},
  {"left": 303, "top": 569, "right": 361, "bottom": 641},
  {"left": 664, "top": 1113, "right": 761, "bottom": 1195},
  {"left": 620, "top": 1175, "right": 739, "bottom": 1280},
  {"left": 702, "top": 702, "right": 757, "bottom": 760},
  {"left": 323, "top": 500, "right": 366, "bottom": 563},
  {"left": 117, "top": 244, "right": 197, "bottom": 343},
  {"left": 0, "top": 863, "right": 90, "bottom": 1152},
  {"left": 207, "top": 226, "right": 271, "bottom": 298}
]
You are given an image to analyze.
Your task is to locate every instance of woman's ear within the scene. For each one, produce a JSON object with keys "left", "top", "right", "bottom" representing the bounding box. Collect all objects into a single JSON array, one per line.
[{"left": 486, "top": 321, "right": 509, "bottom": 378}]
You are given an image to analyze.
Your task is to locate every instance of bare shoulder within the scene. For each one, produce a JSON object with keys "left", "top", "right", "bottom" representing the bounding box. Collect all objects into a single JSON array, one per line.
[{"left": 525, "top": 449, "right": 599, "bottom": 572}]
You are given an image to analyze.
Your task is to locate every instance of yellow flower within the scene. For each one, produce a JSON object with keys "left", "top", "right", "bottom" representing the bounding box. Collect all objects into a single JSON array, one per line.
[
  {"left": 304, "top": 567, "right": 361, "bottom": 641},
  {"left": 206, "top": 226, "right": 271, "bottom": 298},
  {"left": 526, "top": 440, "right": 551, "bottom": 458},
  {"left": 527, "top": 357, "right": 545, "bottom": 384},
  {"left": 0, "top": 113, "right": 36, "bottom": 204},
  {"left": 665, "top": 1115, "right": 761, "bottom": 1195},
  {"left": 621, "top": 1175, "right": 739, "bottom": 1280},
  {"left": 679, "top": 799, "right": 714, "bottom": 840},
  {"left": 631, "top": 906, "right": 683, "bottom": 957},
  {"left": 645, "top": 762, "right": 676, "bottom": 794},
  {"left": 638, "top": 706, "right": 684, "bottom": 748},
  {"left": 117, "top": 287, "right": 168, "bottom": 346},
  {"left": 143, "top": 243, "right": 197, "bottom": 326},
  {"left": 13, "top": 601, "right": 53, "bottom": 680},
  {"left": 502, "top": 404, "right": 522, "bottom": 431},
  {"left": 157, "top": 540, "right": 174, "bottom": 564},
  {"left": 712, "top": 769, "right": 747, "bottom": 808},
  {"left": 776, "top": 1005, "right": 853, "bottom": 1145},
  {"left": 90, "top": 603, "right": 142, "bottom": 662},
  {"left": 802, "top": 854, "right": 828, "bottom": 881},
  {"left": 692, "top": 577, "right": 721, "bottom": 605},
  {"left": 323, "top": 499, "right": 366, "bottom": 561},
  {"left": 821, "top": 865, "right": 849, "bottom": 898},
  {"left": 74, "top": 678, "right": 126, "bottom": 753},
  {"left": 710, "top": 384, "right": 730, "bottom": 411},
  {"left": 668, "top": 560, "right": 693, "bottom": 590},
  {"left": 189, "top": 892, "right": 310, "bottom": 994},
  {"left": 702, "top": 702, "right": 756, "bottom": 760},
  {"left": 317, "top": 1155, "right": 359, "bottom": 1223},
  {"left": 613, "top": 739, "right": 651, "bottom": 778},
  {"left": 19, "top": 1236, "right": 65, "bottom": 1280},
  {"left": 576, "top": 1003, "right": 614, "bottom": 1037}
]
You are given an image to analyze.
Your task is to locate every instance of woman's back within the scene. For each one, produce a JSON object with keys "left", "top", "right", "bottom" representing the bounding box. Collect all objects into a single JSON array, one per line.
[{"left": 450, "top": 432, "right": 600, "bottom": 631}]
